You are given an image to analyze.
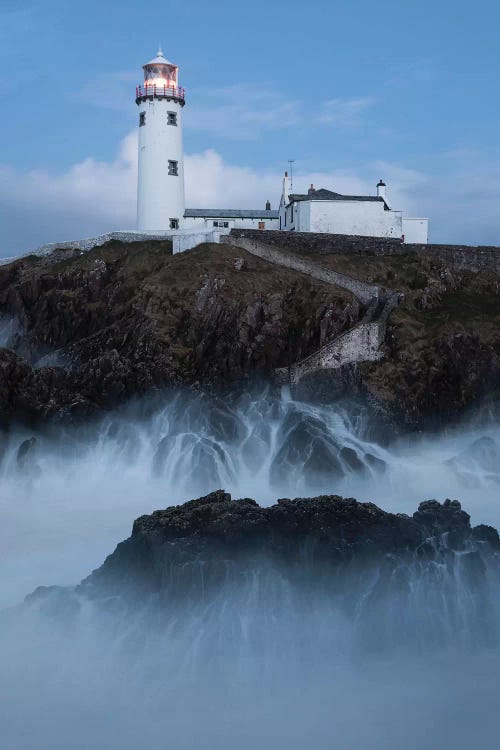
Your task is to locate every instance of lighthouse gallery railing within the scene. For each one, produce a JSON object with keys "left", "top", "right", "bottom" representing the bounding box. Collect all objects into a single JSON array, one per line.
[{"left": 136, "top": 84, "right": 185, "bottom": 102}]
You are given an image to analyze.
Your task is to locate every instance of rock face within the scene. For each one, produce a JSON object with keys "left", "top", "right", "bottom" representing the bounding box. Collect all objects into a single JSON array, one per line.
[
  {"left": 298, "top": 249, "right": 500, "bottom": 428},
  {"left": 78, "top": 491, "right": 500, "bottom": 605},
  {"left": 0, "top": 237, "right": 499, "bottom": 429},
  {"left": 22, "top": 491, "right": 500, "bottom": 653},
  {"left": 0, "top": 240, "right": 359, "bottom": 425}
]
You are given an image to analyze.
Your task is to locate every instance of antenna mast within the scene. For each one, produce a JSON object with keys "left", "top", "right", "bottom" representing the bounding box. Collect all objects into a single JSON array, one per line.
[{"left": 288, "top": 159, "right": 295, "bottom": 192}]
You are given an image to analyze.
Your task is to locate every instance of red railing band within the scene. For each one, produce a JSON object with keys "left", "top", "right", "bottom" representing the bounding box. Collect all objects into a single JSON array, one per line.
[{"left": 136, "top": 84, "right": 185, "bottom": 100}]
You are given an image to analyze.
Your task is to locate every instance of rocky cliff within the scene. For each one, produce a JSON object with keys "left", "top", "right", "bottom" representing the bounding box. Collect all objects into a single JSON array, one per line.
[
  {"left": 0, "top": 239, "right": 359, "bottom": 424},
  {"left": 30, "top": 491, "right": 499, "bottom": 632},
  {"left": 0, "top": 236, "right": 498, "bottom": 429}
]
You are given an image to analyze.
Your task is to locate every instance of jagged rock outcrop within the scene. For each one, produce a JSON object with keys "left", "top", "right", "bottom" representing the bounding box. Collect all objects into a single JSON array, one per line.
[
  {"left": 20, "top": 491, "right": 500, "bottom": 655},
  {"left": 77, "top": 491, "right": 500, "bottom": 604}
]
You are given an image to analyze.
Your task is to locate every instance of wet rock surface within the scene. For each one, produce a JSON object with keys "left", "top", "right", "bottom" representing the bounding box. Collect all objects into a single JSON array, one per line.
[
  {"left": 270, "top": 411, "right": 345, "bottom": 486},
  {"left": 77, "top": 491, "right": 500, "bottom": 603}
]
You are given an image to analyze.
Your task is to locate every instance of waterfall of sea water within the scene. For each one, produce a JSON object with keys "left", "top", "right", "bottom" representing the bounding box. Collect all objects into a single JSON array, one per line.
[
  {"left": 1, "top": 386, "right": 500, "bottom": 749},
  {"left": 1, "top": 386, "right": 499, "bottom": 608}
]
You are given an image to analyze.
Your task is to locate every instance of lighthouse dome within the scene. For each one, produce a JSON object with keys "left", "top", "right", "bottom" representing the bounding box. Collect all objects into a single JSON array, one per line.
[{"left": 145, "top": 48, "right": 173, "bottom": 66}]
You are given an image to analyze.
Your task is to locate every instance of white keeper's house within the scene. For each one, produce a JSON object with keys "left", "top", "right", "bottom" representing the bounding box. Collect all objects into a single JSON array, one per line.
[{"left": 136, "top": 49, "right": 429, "bottom": 249}]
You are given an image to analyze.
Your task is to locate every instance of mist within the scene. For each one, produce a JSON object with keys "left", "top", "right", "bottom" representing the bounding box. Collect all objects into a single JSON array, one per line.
[{"left": 1, "top": 386, "right": 500, "bottom": 748}]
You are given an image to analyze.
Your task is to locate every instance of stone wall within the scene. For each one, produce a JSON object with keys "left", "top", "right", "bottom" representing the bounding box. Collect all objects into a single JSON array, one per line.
[
  {"left": 0, "top": 231, "right": 174, "bottom": 267},
  {"left": 413, "top": 243, "right": 500, "bottom": 274},
  {"left": 221, "top": 234, "right": 379, "bottom": 304},
  {"left": 289, "top": 321, "right": 384, "bottom": 385},
  {"left": 228, "top": 229, "right": 500, "bottom": 274},
  {"left": 173, "top": 230, "right": 224, "bottom": 254},
  {"left": 229, "top": 229, "right": 405, "bottom": 257}
]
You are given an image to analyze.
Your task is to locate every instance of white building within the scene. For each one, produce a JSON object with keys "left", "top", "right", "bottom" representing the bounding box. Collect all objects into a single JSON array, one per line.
[
  {"left": 136, "top": 49, "right": 186, "bottom": 232},
  {"left": 183, "top": 206, "right": 279, "bottom": 233},
  {"left": 135, "top": 50, "right": 429, "bottom": 245},
  {"left": 278, "top": 174, "right": 429, "bottom": 243},
  {"left": 135, "top": 49, "right": 279, "bottom": 241}
]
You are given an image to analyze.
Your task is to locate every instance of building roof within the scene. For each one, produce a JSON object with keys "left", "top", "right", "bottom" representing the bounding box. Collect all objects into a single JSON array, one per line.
[
  {"left": 144, "top": 48, "right": 173, "bottom": 66},
  {"left": 184, "top": 208, "right": 279, "bottom": 219},
  {"left": 289, "top": 188, "right": 385, "bottom": 204}
]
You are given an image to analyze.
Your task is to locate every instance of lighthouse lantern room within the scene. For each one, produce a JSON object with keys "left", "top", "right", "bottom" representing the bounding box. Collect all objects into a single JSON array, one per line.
[{"left": 136, "top": 49, "right": 186, "bottom": 232}]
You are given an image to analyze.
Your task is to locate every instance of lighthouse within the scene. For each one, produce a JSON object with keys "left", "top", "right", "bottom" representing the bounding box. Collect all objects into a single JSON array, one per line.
[{"left": 136, "top": 49, "right": 186, "bottom": 232}]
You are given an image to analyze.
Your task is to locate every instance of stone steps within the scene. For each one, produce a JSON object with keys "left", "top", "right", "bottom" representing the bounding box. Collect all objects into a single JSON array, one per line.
[{"left": 222, "top": 235, "right": 399, "bottom": 385}]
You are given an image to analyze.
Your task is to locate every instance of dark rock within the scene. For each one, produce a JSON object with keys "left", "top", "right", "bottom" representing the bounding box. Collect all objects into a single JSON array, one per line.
[
  {"left": 17, "top": 437, "right": 37, "bottom": 466},
  {"left": 472, "top": 524, "right": 500, "bottom": 548},
  {"left": 190, "top": 437, "right": 234, "bottom": 488},
  {"left": 466, "top": 436, "right": 499, "bottom": 472},
  {"left": 447, "top": 436, "right": 500, "bottom": 480},
  {"left": 0, "top": 241, "right": 359, "bottom": 426},
  {"left": 339, "top": 446, "right": 366, "bottom": 473},
  {"left": 412, "top": 499, "right": 470, "bottom": 539},
  {"left": 0, "top": 234, "right": 499, "bottom": 430},
  {"left": 365, "top": 453, "right": 387, "bottom": 472},
  {"left": 169, "top": 392, "right": 239, "bottom": 439},
  {"left": 16, "top": 437, "right": 41, "bottom": 477},
  {"left": 270, "top": 411, "right": 344, "bottom": 486},
  {"left": 75, "top": 492, "right": 500, "bottom": 608}
]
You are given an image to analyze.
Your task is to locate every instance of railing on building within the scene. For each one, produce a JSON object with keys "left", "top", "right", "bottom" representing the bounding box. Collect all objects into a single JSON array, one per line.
[{"left": 135, "top": 84, "right": 186, "bottom": 104}]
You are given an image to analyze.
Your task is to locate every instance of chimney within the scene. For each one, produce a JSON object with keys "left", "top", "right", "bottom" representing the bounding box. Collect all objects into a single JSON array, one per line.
[
  {"left": 282, "top": 171, "right": 291, "bottom": 206},
  {"left": 377, "top": 179, "right": 388, "bottom": 204},
  {"left": 265, "top": 200, "right": 271, "bottom": 211},
  {"left": 308, "top": 183, "right": 315, "bottom": 196}
]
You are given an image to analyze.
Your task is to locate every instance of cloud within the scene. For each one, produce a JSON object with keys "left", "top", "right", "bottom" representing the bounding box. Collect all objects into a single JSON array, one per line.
[
  {"left": 1, "top": 130, "right": 500, "bottom": 257},
  {"left": 0, "top": 132, "right": 138, "bottom": 256}
]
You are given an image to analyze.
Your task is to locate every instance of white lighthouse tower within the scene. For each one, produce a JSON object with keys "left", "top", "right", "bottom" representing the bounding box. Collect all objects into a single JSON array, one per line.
[{"left": 136, "top": 49, "right": 186, "bottom": 232}]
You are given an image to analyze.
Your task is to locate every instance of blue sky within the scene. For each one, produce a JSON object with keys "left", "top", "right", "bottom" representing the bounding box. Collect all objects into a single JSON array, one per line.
[{"left": 1, "top": 0, "right": 500, "bottom": 254}]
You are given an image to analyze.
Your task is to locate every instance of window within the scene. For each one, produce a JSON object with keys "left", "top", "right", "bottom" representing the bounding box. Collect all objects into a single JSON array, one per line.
[
  {"left": 167, "top": 111, "right": 177, "bottom": 126},
  {"left": 169, "top": 218, "right": 179, "bottom": 230},
  {"left": 139, "top": 112, "right": 146, "bottom": 127},
  {"left": 258, "top": 221, "right": 265, "bottom": 230},
  {"left": 213, "top": 221, "right": 229, "bottom": 228},
  {"left": 168, "top": 160, "right": 178, "bottom": 176}
]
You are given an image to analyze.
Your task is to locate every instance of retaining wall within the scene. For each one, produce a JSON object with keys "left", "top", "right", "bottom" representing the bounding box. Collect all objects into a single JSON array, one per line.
[
  {"left": 289, "top": 321, "right": 384, "bottom": 385},
  {"left": 229, "top": 230, "right": 405, "bottom": 257},
  {"left": 33, "top": 231, "right": 174, "bottom": 256},
  {"left": 416, "top": 244, "right": 500, "bottom": 274},
  {"left": 228, "top": 229, "right": 500, "bottom": 274},
  {"left": 173, "top": 230, "right": 227, "bottom": 254},
  {"left": 0, "top": 231, "right": 174, "bottom": 267}
]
